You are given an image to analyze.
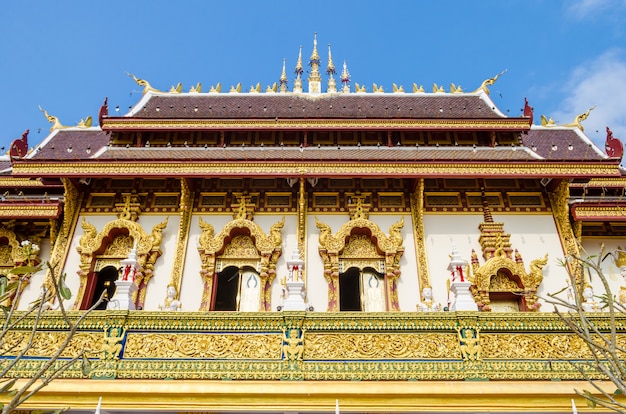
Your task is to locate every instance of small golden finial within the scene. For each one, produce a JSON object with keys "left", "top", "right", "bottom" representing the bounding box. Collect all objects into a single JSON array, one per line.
[
  {"left": 432, "top": 83, "right": 444, "bottom": 93},
  {"left": 392, "top": 83, "right": 404, "bottom": 93},
  {"left": 341, "top": 60, "right": 351, "bottom": 92},
  {"left": 450, "top": 83, "right": 463, "bottom": 93},
  {"left": 266, "top": 82, "right": 277, "bottom": 93},
  {"left": 189, "top": 82, "right": 202, "bottom": 93},
  {"left": 169, "top": 83, "right": 183, "bottom": 93},
  {"left": 279, "top": 58, "right": 288, "bottom": 93},
  {"left": 540, "top": 115, "right": 555, "bottom": 126},
  {"left": 412, "top": 83, "right": 424, "bottom": 93},
  {"left": 209, "top": 83, "right": 222, "bottom": 93},
  {"left": 229, "top": 83, "right": 242, "bottom": 93},
  {"left": 249, "top": 82, "right": 261, "bottom": 93},
  {"left": 562, "top": 105, "right": 597, "bottom": 131},
  {"left": 373, "top": 83, "right": 384, "bottom": 93}
]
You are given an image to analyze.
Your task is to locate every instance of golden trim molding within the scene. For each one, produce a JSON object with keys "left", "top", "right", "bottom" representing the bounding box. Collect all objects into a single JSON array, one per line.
[
  {"left": 6, "top": 379, "right": 616, "bottom": 413},
  {"left": 12, "top": 161, "right": 620, "bottom": 178},
  {"left": 101, "top": 118, "right": 532, "bottom": 131}
]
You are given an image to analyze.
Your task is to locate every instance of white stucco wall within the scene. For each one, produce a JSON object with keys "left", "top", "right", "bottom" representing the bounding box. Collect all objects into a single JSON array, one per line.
[
  {"left": 16, "top": 238, "right": 51, "bottom": 311},
  {"left": 423, "top": 213, "right": 570, "bottom": 311},
  {"left": 39, "top": 210, "right": 602, "bottom": 314},
  {"left": 581, "top": 237, "right": 626, "bottom": 303}
]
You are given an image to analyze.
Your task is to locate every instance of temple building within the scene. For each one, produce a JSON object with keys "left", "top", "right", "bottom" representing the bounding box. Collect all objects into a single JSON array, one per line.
[{"left": 1, "top": 36, "right": 626, "bottom": 413}]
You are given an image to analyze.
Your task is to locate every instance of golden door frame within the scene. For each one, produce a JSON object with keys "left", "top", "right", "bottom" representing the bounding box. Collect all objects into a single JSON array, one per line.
[
  {"left": 75, "top": 217, "right": 167, "bottom": 309},
  {"left": 470, "top": 243, "right": 548, "bottom": 312},
  {"left": 197, "top": 216, "right": 284, "bottom": 311},
  {"left": 316, "top": 216, "right": 405, "bottom": 311}
]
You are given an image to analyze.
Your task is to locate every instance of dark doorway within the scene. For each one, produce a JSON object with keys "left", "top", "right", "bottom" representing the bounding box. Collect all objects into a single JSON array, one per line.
[
  {"left": 213, "top": 266, "right": 240, "bottom": 311},
  {"left": 91, "top": 265, "right": 118, "bottom": 310},
  {"left": 339, "top": 267, "right": 362, "bottom": 311}
]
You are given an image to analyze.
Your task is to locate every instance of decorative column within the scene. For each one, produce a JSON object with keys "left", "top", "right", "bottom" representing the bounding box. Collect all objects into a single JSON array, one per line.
[
  {"left": 108, "top": 246, "right": 140, "bottom": 310},
  {"left": 448, "top": 243, "right": 477, "bottom": 311},
  {"left": 283, "top": 247, "right": 307, "bottom": 311}
]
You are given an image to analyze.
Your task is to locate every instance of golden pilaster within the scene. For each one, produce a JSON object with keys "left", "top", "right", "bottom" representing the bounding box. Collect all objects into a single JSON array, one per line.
[
  {"left": 411, "top": 179, "right": 431, "bottom": 290},
  {"left": 169, "top": 178, "right": 193, "bottom": 296},
  {"left": 46, "top": 179, "right": 83, "bottom": 309},
  {"left": 298, "top": 177, "right": 307, "bottom": 284},
  {"left": 549, "top": 181, "right": 581, "bottom": 281}
]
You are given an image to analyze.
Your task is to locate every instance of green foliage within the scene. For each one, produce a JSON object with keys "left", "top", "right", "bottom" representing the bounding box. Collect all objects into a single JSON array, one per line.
[{"left": 9, "top": 264, "right": 42, "bottom": 276}]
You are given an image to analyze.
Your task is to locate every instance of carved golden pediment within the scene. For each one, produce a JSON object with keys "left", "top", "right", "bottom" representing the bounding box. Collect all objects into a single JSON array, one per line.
[
  {"left": 471, "top": 243, "right": 548, "bottom": 312},
  {"left": 316, "top": 217, "right": 404, "bottom": 254},
  {"left": 77, "top": 217, "right": 166, "bottom": 257},
  {"left": 198, "top": 217, "right": 284, "bottom": 256}
]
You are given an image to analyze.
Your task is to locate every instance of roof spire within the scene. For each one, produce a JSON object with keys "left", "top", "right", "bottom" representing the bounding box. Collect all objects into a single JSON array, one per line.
[
  {"left": 308, "top": 33, "right": 322, "bottom": 94},
  {"left": 326, "top": 44, "right": 337, "bottom": 93},
  {"left": 279, "top": 58, "right": 288, "bottom": 93},
  {"left": 341, "top": 60, "right": 351, "bottom": 93},
  {"left": 294, "top": 46, "right": 303, "bottom": 93}
]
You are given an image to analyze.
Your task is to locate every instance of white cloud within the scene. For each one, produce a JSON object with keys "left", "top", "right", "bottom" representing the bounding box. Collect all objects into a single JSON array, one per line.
[
  {"left": 551, "top": 49, "right": 626, "bottom": 149},
  {"left": 566, "top": 0, "right": 626, "bottom": 19}
]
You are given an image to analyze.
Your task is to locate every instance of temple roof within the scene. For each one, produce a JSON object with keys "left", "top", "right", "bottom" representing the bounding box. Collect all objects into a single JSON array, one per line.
[{"left": 119, "top": 91, "right": 507, "bottom": 120}]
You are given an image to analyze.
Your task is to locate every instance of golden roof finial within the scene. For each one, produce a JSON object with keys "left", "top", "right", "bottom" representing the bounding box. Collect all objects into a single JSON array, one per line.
[
  {"left": 327, "top": 44, "right": 337, "bottom": 93},
  {"left": 294, "top": 46, "right": 304, "bottom": 93},
  {"left": 473, "top": 69, "right": 507, "bottom": 95},
  {"left": 341, "top": 60, "right": 351, "bottom": 93},
  {"left": 562, "top": 105, "right": 597, "bottom": 131},
  {"left": 38, "top": 106, "right": 66, "bottom": 131},
  {"left": 308, "top": 33, "right": 321, "bottom": 93},
  {"left": 294, "top": 46, "right": 304, "bottom": 77},
  {"left": 279, "top": 58, "right": 288, "bottom": 93},
  {"left": 127, "top": 72, "right": 160, "bottom": 94},
  {"left": 326, "top": 44, "right": 336, "bottom": 76},
  {"left": 310, "top": 32, "right": 320, "bottom": 64}
]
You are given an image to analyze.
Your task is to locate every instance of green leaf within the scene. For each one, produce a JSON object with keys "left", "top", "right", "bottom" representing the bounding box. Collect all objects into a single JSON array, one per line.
[
  {"left": 9, "top": 265, "right": 41, "bottom": 275},
  {"left": 583, "top": 390, "right": 597, "bottom": 408},
  {"left": 81, "top": 353, "right": 92, "bottom": 377},
  {"left": 58, "top": 272, "right": 72, "bottom": 300},
  {"left": 0, "top": 377, "right": 17, "bottom": 393}
]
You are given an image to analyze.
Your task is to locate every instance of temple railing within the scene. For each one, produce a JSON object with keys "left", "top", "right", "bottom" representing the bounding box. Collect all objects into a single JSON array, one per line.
[{"left": 1, "top": 311, "right": 624, "bottom": 381}]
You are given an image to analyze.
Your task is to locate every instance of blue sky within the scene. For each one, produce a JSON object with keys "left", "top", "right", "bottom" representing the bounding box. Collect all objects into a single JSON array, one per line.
[{"left": 1, "top": 0, "right": 626, "bottom": 152}]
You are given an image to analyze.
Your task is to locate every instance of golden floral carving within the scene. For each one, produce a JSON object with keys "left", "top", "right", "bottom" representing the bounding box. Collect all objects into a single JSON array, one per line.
[
  {"left": 478, "top": 333, "right": 624, "bottom": 359},
  {"left": 0, "top": 331, "right": 101, "bottom": 357},
  {"left": 305, "top": 333, "right": 458, "bottom": 359},
  {"left": 316, "top": 216, "right": 405, "bottom": 311},
  {"left": 123, "top": 333, "right": 282, "bottom": 359}
]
